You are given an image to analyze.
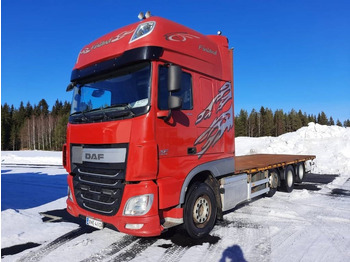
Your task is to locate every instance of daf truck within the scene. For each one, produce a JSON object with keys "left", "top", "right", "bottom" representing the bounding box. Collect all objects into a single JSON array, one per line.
[{"left": 63, "top": 13, "right": 315, "bottom": 238}]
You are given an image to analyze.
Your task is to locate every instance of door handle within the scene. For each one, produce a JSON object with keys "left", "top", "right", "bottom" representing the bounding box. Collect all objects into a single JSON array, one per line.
[{"left": 187, "top": 147, "right": 197, "bottom": 155}]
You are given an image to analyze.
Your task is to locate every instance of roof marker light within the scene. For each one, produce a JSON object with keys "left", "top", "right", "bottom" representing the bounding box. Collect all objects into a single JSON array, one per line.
[
  {"left": 145, "top": 11, "right": 151, "bottom": 19},
  {"left": 138, "top": 12, "right": 144, "bottom": 20},
  {"left": 138, "top": 11, "right": 151, "bottom": 20}
]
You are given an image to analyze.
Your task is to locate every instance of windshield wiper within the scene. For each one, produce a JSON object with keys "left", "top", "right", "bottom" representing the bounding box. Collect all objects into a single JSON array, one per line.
[
  {"left": 70, "top": 104, "right": 135, "bottom": 123},
  {"left": 104, "top": 103, "right": 131, "bottom": 110},
  {"left": 107, "top": 110, "right": 135, "bottom": 120},
  {"left": 70, "top": 110, "right": 90, "bottom": 122}
]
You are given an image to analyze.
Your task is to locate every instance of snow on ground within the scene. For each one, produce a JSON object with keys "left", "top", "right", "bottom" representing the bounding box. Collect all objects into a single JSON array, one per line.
[
  {"left": 1, "top": 150, "right": 62, "bottom": 166},
  {"left": 1, "top": 123, "right": 350, "bottom": 261}
]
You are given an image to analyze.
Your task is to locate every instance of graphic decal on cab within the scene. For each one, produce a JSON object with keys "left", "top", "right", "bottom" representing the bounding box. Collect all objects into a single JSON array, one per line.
[
  {"left": 79, "top": 29, "right": 135, "bottom": 55},
  {"left": 194, "top": 82, "right": 233, "bottom": 159},
  {"left": 164, "top": 32, "right": 200, "bottom": 42}
]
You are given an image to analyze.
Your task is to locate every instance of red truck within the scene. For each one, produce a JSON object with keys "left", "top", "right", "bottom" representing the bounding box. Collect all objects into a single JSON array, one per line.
[{"left": 63, "top": 13, "right": 315, "bottom": 239}]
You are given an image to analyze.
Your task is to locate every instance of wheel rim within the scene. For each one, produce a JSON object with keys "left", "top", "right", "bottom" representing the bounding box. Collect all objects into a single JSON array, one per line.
[
  {"left": 298, "top": 165, "right": 304, "bottom": 180},
  {"left": 192, "top": 195, "right": 211, "bottom": 228},
  {"left": 287, "top": 170, "right": 293, "bottom": 187},
  {"left": 269, "top": 172, "right": 278, "bottom": 188}
]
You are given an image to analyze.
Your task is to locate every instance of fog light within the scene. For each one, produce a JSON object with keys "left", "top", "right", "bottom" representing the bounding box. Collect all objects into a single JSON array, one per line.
[
  {"left": 125, "top": 224, "right": 144, "bottom": 230},
  {"left": 123, "top": 194, "right": 153, "bottom": 216}
]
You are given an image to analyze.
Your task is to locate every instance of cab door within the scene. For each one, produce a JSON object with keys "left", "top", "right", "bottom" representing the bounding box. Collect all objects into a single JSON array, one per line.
[{"left": 156, "top": 64, "right": 197, "bottom": 161}]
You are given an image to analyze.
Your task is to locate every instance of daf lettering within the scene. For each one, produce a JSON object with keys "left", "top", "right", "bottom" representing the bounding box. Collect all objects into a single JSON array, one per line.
[{"left": 85, "top": 153, "right": 104, "bottom": 160}]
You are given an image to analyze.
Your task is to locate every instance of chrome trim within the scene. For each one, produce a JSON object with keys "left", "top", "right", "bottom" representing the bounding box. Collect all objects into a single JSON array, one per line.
[
  {"left": 78, "top": 176, "right": 120, "bottom": 187},
  {"left": 83, "top": 203, "right": 113, "bottom": 214},
  {"left": 78, "top": 168, "right": 121, "bottom": 178}
]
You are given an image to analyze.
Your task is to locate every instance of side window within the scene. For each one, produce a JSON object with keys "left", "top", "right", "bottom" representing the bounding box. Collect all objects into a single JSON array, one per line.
[{"left": 158, "top": 66, "right": 193, "bottom": 110}]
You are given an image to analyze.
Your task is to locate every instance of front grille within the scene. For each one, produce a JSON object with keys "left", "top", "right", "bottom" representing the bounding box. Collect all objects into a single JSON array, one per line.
[{"left": 71, "top": 144, "right": 127, "bottom": 216}]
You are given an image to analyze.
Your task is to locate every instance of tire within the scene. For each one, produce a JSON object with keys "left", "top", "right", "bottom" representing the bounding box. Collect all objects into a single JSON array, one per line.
[
  {"left": 282, "top": 165, "right": 295, "bottom": 193},
  {"left": 295, "top": 162, "right": 305, "bottom": 183},
  {"left": 266, "top": 169, "right": 280, "bottom": 197},
  {"left": 183, "top": 182, "right": 217, "bottom": 239}
]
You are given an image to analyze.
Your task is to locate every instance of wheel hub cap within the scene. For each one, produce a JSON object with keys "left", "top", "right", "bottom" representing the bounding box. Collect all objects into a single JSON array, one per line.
[{"left": 193, "top": 196, "right": 210, "bottom": 224}]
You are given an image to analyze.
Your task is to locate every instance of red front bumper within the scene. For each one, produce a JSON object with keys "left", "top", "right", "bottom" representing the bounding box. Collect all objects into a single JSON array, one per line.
[{"left": 67, "top": 177, "right": 163, "bottom": 237}]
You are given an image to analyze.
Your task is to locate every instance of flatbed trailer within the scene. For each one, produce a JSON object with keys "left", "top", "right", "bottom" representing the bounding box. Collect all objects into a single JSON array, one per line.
[
  {"left": 235, "top": 154, "right": 316, "bottom": 174},
  {"left": 218, "top": 154, "right": 316, "bottom": 216}
]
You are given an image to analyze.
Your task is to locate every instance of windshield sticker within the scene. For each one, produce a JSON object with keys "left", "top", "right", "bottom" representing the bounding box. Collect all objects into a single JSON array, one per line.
[
  {"left": 194, "top": 82, "right": 233, "bottom": 159},
  {"left": 131, "top": 98, "right": 148, "bottom": 108},
  {"left": 164, "top": 32, "right": 200, "bottom": 42}
]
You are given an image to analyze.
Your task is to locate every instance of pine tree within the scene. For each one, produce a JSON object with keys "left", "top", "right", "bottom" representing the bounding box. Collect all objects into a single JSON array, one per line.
[
  {"left": 317, "top": 111, "right": 328, "bottom": 125},
  {"left": 274, "top": 109, "right": 285, "bottom": 136},
  {"left": 336, "top": 119, "right": 343, "bottom": 127},
  {"left": 1, "top": 104, "right": 12, "bottom": 150},
  {"left": 235, "top": 109, "right": 248, "bottom": 137},
  {"left": 248, "top": 109, "right": 260, "bottom": 137},
  {"left": 261, "top": 107, "right": 274, "bottom": 136}
]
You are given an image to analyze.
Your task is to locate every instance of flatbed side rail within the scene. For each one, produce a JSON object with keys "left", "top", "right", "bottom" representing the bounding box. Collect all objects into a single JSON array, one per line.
[{"left": 234, "top": 154, "right": 316, "bottom": 174}]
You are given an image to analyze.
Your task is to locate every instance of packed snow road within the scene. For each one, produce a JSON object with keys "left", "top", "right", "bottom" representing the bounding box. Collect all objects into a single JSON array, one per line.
[
  {"left": 2, "top": 170, "right": 349, "bottom": 261},
  {"left": 2, "top": 123, "right": 350, "bottom": 261}
]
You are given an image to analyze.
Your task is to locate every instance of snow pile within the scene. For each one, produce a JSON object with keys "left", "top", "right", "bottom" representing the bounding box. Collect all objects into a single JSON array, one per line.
[
  {"left": 1, "top": 150, "right": 62, "bottom": 165},
  {"left": 236, "top": 123, "right": 350, "bottom": 175}
]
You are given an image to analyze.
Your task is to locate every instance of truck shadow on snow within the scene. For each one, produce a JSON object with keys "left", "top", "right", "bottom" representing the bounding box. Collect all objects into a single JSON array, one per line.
[
  {"left": 294, "top": 173, "right": 350, "bottom": 197},
  {"left": 294, "top": 173, "right": 338, "bottom": 191},
  {"left": 1, "top": 171, "right": 67, "bottom": 211}
]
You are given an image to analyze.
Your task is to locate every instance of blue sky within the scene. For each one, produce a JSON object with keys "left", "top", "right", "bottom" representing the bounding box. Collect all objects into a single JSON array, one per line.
[{"left": 2, "top": 0, "right": 349, "bottom": 121}]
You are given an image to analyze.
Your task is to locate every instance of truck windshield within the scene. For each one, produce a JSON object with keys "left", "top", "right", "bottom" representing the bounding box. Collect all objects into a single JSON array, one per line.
[{"left": 69, "top": 62, "right": 151, "bottom": 123}]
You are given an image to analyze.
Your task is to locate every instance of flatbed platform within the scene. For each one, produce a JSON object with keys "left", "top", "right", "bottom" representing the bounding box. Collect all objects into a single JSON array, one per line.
[{"left": 235, "top": 154, "right": 316, "bottom": 174}]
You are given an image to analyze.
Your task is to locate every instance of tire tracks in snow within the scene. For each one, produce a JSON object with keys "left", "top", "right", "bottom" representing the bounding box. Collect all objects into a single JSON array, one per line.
[
  {"left": 107, "top": 238, "right": 158, "bottom": 261},
  {"left": 157, "top": 244, "right": 188, "bottom": 262},
  {"left": 17, "top": 226, "right": 96, "bottom": 262},
  {"left": 284, "top": 198, "right": 350, "bottom": 260},
  {"left": 79, "top": 235, "right": 137, "bottom": 262}
]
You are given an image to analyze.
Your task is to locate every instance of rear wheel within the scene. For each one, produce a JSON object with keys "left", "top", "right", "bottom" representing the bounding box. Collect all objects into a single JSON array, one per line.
[
  {"left": 183, "top": 182, "right": 217, "bottom": 239},
  {"left": 295, "top": 162, "right": 305, "bottom": 183},
  {"left": 282, "top": 165, "right": 295, "bottom": 193},
  {"left": 266, "top": 169, "right": 280, "bottom": 197}
]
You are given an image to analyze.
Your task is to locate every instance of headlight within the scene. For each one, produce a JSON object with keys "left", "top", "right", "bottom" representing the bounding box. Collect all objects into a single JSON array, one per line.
[
  {"left": 123, "top": 194, "right": 154, "bottom": 216},
  {"left": 130, "top": 21, "right": 156, "bottom": 43}
]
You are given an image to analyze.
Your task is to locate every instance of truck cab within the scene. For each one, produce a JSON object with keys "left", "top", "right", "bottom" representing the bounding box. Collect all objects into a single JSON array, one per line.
[{"left": 64, "top": 15, "right": 234, "bottom": 238}]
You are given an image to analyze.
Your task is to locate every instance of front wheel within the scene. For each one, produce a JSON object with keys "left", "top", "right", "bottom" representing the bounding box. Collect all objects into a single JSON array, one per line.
[{"left": 183, "top": 182, "right": 217, "bottom": 239}]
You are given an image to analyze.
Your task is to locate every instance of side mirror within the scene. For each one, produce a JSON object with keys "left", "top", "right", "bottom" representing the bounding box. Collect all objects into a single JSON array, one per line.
[
  {"left": 66, "top": 82, "right": 75, "bottom": 91},
  {"left": 168, "top": 65, "right": 182, "bottom": 92},
  {"left": 168, "top": 96, "right": 182, "bottom": 110}
]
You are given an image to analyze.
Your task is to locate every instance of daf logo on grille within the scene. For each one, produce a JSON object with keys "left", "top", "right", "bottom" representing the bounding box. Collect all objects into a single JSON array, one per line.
[{"left": 85, "top": 153, "right": 104, "bottom": 160}]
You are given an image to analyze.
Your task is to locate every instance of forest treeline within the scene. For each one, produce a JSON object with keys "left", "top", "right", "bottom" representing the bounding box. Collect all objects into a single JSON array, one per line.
[
  {"left": 235, "top": 107, "right": 350, "bottom": 137},
  {"left": 1, "top": 99, "right": 70, "bottom": 151},
  {"left": 1, "top": 101, "right": 350, "bottom": 151}
]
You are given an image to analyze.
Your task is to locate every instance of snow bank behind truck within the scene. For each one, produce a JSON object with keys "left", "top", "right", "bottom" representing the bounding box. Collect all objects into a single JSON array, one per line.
[{"left": 63, "top": 13, "right": 315, "bottom": 238}]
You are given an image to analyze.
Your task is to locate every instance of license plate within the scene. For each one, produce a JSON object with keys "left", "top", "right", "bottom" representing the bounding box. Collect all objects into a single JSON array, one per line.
[{"left": 86, "top": 217, "right": 104, "bottom": 230}]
